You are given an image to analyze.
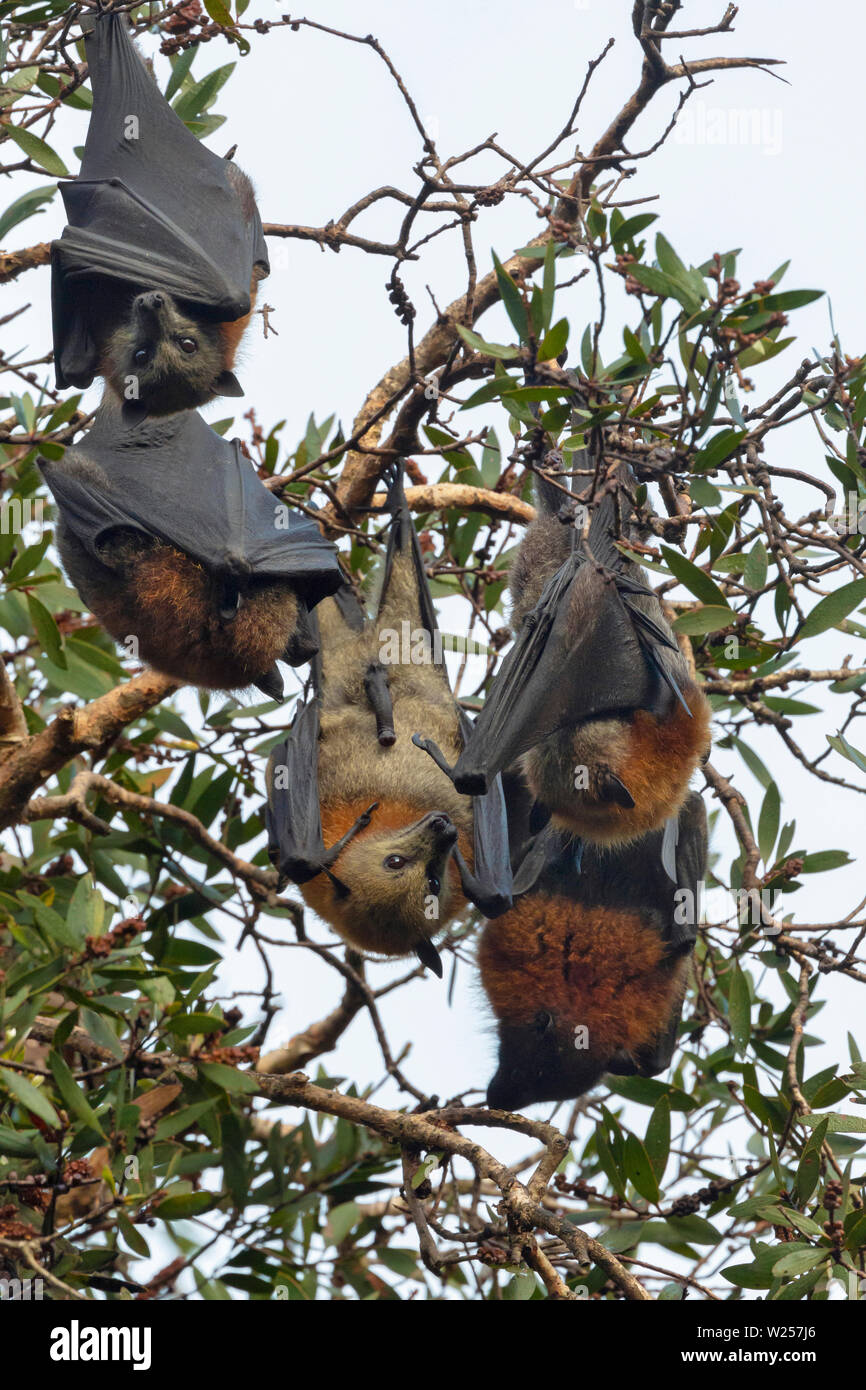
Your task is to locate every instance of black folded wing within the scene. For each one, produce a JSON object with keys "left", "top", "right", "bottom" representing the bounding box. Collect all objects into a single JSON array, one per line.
[
  {"left": 39, "top": 410, "right": 341, "bottom": 607},
  {"left": 52, "top": 11, "right": 269, "bottom": 388}
]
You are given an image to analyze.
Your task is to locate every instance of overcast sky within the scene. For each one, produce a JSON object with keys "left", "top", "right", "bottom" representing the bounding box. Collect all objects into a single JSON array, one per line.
[{"left": 6, "top": 1, "right": 866, "bottom": 1187}]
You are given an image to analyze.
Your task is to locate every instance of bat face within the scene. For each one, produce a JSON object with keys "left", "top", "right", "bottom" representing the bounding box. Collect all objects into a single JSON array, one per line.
[
  {"left": 523, "top": 691, "right": 712, "bottom": 845},
  {"left": 486, "top": 1016, "right": 609, "bottom": 1111},
  {"left": 301, "top": 809, "right": 463, "bottom": 959},
  {"left": 102, "top": 291, "right": 243, "bottom": 420}
]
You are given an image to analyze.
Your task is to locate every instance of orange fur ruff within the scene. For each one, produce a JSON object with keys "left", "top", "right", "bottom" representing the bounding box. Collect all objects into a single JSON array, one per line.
[
  {"left": 217, "top": 273, "right": 259, "bottom": 367},
  {"left": 545, "top": 684, "right": 711, "bottom": 844},
  {"left": 479, "top": 896, "right": 681, "bottom": 1058},
  {"left": 301, "top": 797, "right": 473, "bottom": 924}
]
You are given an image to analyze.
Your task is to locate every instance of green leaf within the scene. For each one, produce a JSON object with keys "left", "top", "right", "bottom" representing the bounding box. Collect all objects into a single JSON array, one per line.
[
  {"left": 611, "top": 212, "right": 657, "bottom": 247},
  {"left": 26, "top": 593, "right": 66, "bottom": 669},
  {"left": 728, "top": 964, "right": 751, "bottom": 1054},
  {"left": 0, "top": 184, "right": 55, "bottom": 241},
  {"left": 492, "top": 250, "right": 528, "bottom": 342},
  {"left": 541, "top": 239, "right": 556, "bottom": 332},
  {"left": 799, "top": 580, "right": 866, "bottom": 639},
  {"left": 772, "top": 1247, "right": 829, "bottom": 1278},
  {"left": 198, "top": 1061, "right": 258, "bottom": 1094},
  {"left": 0, "top": 1066, "right": 60, "bottom": 1127},
  {"left": 625, "top": 1132, "right": 660, "bottom": 1203},
  {"left": 660, "top": 546, "right": 729, "bottom": 608},
  {"left": 694, "top": 429, "right": 745, "bottom": 473},
  {"left": 455, "top": 324, "right": 520, "bottom": 361},
  {"left": 167, "top": 1012, "right": 226, "bottom": 1037},
  {"left": 3, "top": 124, "right": 68, "bottom": 175},
  {"left": 672, "top": 606, "right": 734, "bottom": 636},
  {"left": 827, "top": 733, "right": 866, "bottom": 776},
  {"left": 503, "top": 1270, "right": 538, "bottom": 1300},
  {"left": 117, "top": 1209, "right": 150, "bottom": 1258},
  {"left": 644, "top": 1098, "right": 670, "bottom": 1182},
  {"left": 203, "top": 0, "right": 236, "bottom": 27},
  {"left": 757, "top": 782, "right": 780, "bottom": 865},
  {"left": 328, "top": 1200, "right": 360, "bottom": 1244},
  {"left": 799, "top": 850, "right": 852, "bottom": 874},
  {"left": 537, "top": 317, "right": 569, "bottom": 362},
  {"left": 48, "top": 1051, "right": 105, "bottom": 1136},
  {"left": 663, "top": 1214, "right": 720, "bottom": 1246},
  {"left": 157, "top": 1190, "right": 218, "bottom": 1221},
  {"left": 802, "top": 1112, "right": 866, "bottom": 1134},
  {"left": 173, "top": 64, "right": 235, "bottom": 123},
  {"left": 164, "top": 47, "right": 196, "bottom": 102},
  {"left": 743, "top": 539, "right": 769, "bottom": 591}
]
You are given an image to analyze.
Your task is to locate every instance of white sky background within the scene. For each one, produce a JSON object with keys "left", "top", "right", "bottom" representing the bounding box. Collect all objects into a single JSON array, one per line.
[{"left": 5, "top": 0, "right": 866, "bottom": 1288}]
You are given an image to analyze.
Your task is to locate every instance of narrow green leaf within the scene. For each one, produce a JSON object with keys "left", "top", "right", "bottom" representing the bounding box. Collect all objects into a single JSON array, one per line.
[
  {"left": 0, "top": 1066, "right": 60, "bottom": 1127},
  {"left": 799, "top": 580, "right": 866, "bottom": 639},
  {"left": 4, "top": 124, "right": 68, "bottom": 175}
]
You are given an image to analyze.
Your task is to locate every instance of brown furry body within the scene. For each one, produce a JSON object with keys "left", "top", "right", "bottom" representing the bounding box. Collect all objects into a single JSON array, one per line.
[
  {"left": 479, "top": 895, "right": 687, "bottom": 1083},
  {"left": 509, "top": 484, "right": 711, "bottom": 843},
  {"left": 58, "top": 522, "right": 299, "bottom": 689},
  {"left": 298, "top": 551, "right": 475, "bottom": 960}
]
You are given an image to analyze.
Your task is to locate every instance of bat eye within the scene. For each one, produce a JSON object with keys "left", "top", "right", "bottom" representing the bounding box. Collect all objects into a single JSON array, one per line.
[
  {"left": 178, "top": 337, "right": 198, "bottom": 354},
  {"left": 383, "top": 854, "right": 407, "bottom": 871},
  {"left": 427, "top": 874, "right": 441, "bottom": 896},
  {"left": 534, "top": 1009, "right": 553, "bottom": 1032},
  {"left": 133, "top": 348, "right": 149, "bottom": 365}
]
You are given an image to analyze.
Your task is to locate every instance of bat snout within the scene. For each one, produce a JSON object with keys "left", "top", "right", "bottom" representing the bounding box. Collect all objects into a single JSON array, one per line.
[
  {"left": 133, "top": 290, "right": 170, "bottom": 326},
  {"left": 424, "top": 812, "right": 459, "bottom": 849}
]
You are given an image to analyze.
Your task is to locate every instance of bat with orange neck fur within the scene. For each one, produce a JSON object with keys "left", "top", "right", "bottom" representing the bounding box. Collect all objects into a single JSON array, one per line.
[
  {"left": 51, "top": 10, "right": 269, "bottom": 420},
  {"left": 265, "top": 462, "right": 512, "bottom": 977},
  {"left": 480, "top": 788, "right": 707, "bottom": 1110},
  {"left": 414, "top": 452, "right": 711, "bottom": 872}
]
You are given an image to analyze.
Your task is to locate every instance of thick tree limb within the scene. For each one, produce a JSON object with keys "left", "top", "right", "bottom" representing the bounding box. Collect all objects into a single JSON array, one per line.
[
  {"left": 0, "top": 670, "right": 177, "bottom": 831},
  {"left": 369, "top": 482, "right": 535, "bottom": 526},
  {"left": 0, "top": 241, "right": 50, "bottom": 283}
]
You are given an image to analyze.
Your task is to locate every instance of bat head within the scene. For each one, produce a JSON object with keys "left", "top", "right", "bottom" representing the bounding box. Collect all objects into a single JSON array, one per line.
[
  {"left": 304, "top": 809, "right": 462, "bottom": 965},
  {"left": 103, "top": 291, "right": 244, "bottom": 422},
  {"left": 523, "top": 687, "right": 712, "bottom": 846},
  {"left": 486, "top": 1013, "right": 608, "bottom": 1111}
]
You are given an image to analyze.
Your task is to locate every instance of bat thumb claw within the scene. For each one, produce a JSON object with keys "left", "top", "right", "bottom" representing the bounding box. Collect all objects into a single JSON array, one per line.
[{"left": 415, "top": 938, "right": 443, "bottom": 978}]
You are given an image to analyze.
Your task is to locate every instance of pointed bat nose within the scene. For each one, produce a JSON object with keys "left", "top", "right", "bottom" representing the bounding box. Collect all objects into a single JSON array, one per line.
[
  {"left": 133, "top": 291, "right": 167, "bottom": 325},
  {"left": 425, "top": 812, "right": 458, "bottom": 848}
]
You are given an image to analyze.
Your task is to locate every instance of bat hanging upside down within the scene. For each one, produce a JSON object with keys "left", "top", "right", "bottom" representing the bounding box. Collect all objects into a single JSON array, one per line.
[
  {"left": 415, "top": 455, "right": 711, "bottom": 862},
  {"left": 266, "top": 462, "right": 512, "bottom": 976},
  {"left": 479, "top": 787, "right": 707, "bottom": 1110},
  {"left": 51, "top": 10, "right": 270, "bottom": 421},
  {"left": 39, "top": 405, "right": 342, "bottom": 699}
]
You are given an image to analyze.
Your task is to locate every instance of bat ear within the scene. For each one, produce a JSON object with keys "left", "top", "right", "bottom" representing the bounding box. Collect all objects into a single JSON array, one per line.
[
  {"left": 215, "top": 370, "right": 244, "bottom": 398},
  {"left": 598, "top": 771, "right": 635, "bottom": 808},
  {"left": 254, "top": 666, "right": 284, "bottom": 702},
  {"left": 415, "top": 938, "right": 443, "bottom": 978},
  {"left": 325, "top": 869, "right": 351, "bottom": 900},
  {"left": 121, "top": 398, "right": 150, "bottom": 427}
]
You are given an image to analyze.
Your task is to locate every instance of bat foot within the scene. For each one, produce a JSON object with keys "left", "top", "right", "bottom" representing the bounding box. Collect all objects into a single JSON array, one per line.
[{"left": 454, "top": 847, "right": 512, "bottom": 918}]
